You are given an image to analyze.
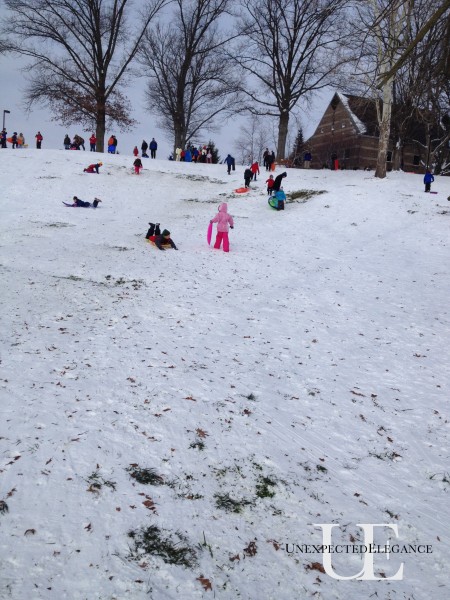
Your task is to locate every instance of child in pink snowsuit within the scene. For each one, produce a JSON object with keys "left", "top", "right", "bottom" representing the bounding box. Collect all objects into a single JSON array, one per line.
[{"left": 210, "top": 202, "right": 234, "bottom": 252}]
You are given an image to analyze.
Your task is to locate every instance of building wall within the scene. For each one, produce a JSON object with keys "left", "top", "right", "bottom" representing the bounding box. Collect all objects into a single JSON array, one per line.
[{"left": 306, "top": 95, "right": 427, "bottom": 172}]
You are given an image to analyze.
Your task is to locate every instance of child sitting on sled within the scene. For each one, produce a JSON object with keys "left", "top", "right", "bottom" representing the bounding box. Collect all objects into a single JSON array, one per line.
[
  {"left": 268, "top": 189, "right": 286, "bottom": 211},
  {"left": 145, "top": 223, "right": 178, "bottom": 250}
]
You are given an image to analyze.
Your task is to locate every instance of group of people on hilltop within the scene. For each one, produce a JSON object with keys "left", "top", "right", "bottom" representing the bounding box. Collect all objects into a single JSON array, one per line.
[
  {"left": 174, "top": 145, "right": 214, "bottom": 163},
  {"left": 1, "top": 129, "right": 26, "bottom": 149},
  {"left": 262, "top": 148, "right": 276, "bottom": 171},
  {"left": 140, "top": 138, "right": 158, "bottom": 158}
]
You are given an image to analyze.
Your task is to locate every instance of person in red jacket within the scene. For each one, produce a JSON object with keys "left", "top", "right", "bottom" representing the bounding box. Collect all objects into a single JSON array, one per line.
[
  {"left": 266, "top": 174, "right": 274, "bottom": 195},
  {"left": 89, "top": 134, "right": 97, "bottom": 152},
  {"left": 133, "top": 146, "right": 139, "bottom": 157},
  {"left": 250, "top": 161, "right": 260, "bottom": 181},
  {"left": 35, "top": 131, "right": 43, "bottom": 149},
  {"left": 83, "top": 162, "right": 102, "bottom": 173}
]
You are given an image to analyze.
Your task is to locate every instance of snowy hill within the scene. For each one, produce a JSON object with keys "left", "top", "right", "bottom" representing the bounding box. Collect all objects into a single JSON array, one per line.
[{"left": 1, "top": 149, "right": 449, "bottom": 599}]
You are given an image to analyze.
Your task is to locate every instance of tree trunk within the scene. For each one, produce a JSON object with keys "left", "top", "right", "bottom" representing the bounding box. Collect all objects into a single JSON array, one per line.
[
  {"left": 96, "top": 95, "right": 106, "bottom": 153},
  {"left": 276, "top": 110, "right": 289, "bottom": 161},
  {"left": 375, "top": 79, "right": 393, "bottom": 179}
]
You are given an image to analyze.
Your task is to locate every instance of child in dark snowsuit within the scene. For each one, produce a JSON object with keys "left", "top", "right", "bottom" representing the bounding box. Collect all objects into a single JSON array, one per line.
[
  {"left": 244, "top": 168, "right": 253, "bottom": 188},
  {"left": 70, "top": 196, "right": 101, "bottom": 208},
  {"left": 424, "top": 170, "right": 434, "bottom": 192},
  {"left": 146, "top": 223, "right": 161, "bottom": 238},
  {"left": 146, "top": 224, "right": 178, "bottom": 250}
]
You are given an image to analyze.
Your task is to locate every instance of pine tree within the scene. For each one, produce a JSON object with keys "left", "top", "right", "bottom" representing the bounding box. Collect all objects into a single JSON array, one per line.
[
  {"left": 291, "top": 128, "right": 304, "bottom": 167},
  {"left": 207, "top": 140, "right": 221, "bottom": 164}
]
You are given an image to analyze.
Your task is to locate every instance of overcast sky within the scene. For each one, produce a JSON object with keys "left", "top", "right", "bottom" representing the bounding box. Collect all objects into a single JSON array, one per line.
[{"left": 0, "top": 7, "right": 330, "bottom": 161}]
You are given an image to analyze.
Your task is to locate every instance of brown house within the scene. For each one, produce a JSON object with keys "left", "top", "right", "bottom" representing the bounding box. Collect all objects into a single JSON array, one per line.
[{"left": 305, "top": 92, "right": 428, "bottom": 173}]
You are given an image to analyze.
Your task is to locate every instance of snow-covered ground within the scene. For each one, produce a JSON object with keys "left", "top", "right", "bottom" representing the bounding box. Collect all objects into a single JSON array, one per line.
[{"left": 1, "top": 149, "right": 449, "bottom": 600}]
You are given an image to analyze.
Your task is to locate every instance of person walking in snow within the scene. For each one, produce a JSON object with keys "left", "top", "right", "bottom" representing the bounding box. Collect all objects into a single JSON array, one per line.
[
  {"left": 150, "top": 138, "right": 157, "bottom": 159},
  {"left": 133, "top": 157, "right": 143, "bottom": 174},
  {"left": 244, "top": 167, "right": 253, "bottom": 188},
  {"left": 251, "top": 161, "right": 260, "bottom": 181},
  {"left": 210, "top": 202, "right": 234, "bottom": 253},
  {"left": 141, "top": 140, "right": 149, "bottom": 158},
  {"left": 133, "top": 146, "right": 139, "bottom": 157},
  {"left": 225, "top": 154, "right": 235, "bottom": 175},
  {"left": 64, "top": 134, "right": 71, "bottom": 150},
  {"left": 11, "top": 132, "right": 18, "bottom": 149},
  {"left": 424, "top": 169, "right": 434, "bottom": 193}
]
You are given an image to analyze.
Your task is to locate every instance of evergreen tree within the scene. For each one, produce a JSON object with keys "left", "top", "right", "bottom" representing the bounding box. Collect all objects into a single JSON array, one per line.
[
  {"left": 292, "top": 128, "right": 304, "bottom": 167},
  {"left": 208, "top": 140, "right": 221, "bottom": 164}
]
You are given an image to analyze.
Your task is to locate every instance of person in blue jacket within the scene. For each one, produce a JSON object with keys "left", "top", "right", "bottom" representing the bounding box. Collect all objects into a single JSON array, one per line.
[
  {"left": 225, "top": 154, "right": 235, "bottom": 175},
  {"left": 424, "top": 169, "right": 434, "bottom": 192},
  {"left": 149, "top": 138, "right": 157, "bottom": 159}
]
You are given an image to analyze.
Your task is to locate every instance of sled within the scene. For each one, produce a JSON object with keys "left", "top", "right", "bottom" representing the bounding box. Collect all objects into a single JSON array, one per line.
[
  {"left": 235, "top": 187, "right": 250, "bottom": 194},
  {"left": 268, "top": 197, "right": 279, "bottom": 210},
  {"left": 62, "top": 202, "right": 76, "bottom": 207},
  {"left": 6, "top": 137, "right": 13, "bottom": 143},
  {"left": 146, "top": 237, "right": 175, "bottom": 249},
  {"left": 207, "top": 222, "right": 213, "bottom": 245},
  {"left": 429, "top": 191, "right": 438, "bottom": 194}
]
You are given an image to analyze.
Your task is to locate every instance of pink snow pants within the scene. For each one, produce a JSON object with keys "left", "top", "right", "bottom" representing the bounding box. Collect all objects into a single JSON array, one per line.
[{"left": 214, "top": 232, "right": 229, "bottom": 252}]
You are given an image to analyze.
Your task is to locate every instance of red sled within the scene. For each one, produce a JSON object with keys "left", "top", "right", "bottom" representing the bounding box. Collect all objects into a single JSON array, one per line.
[{"left": 235, "top": 187, "right": 250, "bottom": 194}]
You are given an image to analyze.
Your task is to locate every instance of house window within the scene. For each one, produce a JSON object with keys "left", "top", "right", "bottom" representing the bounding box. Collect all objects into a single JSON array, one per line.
[
  {"left": 413, "top": 155, "right": 420, "bottom": 165},
  {"left": 386, "top": 151, "right": 392, "bottom": 162}
]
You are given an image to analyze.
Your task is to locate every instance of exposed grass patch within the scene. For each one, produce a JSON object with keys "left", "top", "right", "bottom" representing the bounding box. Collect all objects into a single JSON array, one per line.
[
  {"left": 286, "top": 189, "right": 327, "bottom": 203},
  {"left": 45, "top": 222, "right": 74, "bottom": 228},
  {"left": 256, "top": 475, "right": 277, "bottom": 499},
  {"left": 86, "top": 471, "right": 116, "bottom": 493},
  {"left": 214, "top": 492, "right": 252, "bottom": 513},
  {"left": 0, "top": 500, "right": 9, "bottom": 514},
  {"left": 189, "top": 439, "right": 205, "bottom": 451},
  {"left": 126, "top": 465, "right": 165, "bottom": 486},
  {"left": 127, "top": 524, "right": 197, "bottom": 568}
]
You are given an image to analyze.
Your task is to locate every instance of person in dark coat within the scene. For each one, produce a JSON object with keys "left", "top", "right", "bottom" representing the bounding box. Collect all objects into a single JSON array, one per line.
[
  {"left": 149, "top": 138, "right": 157, "bottom": 158},
  {"left": 133, "top": 157, "right": 143, "bottom": 174},
  {"left": 272, "top": 171, "right": 287, "bottom": 192},
  {"left": 244, "top": 167, "right": 253, "bottom": 188},
  {"left": 11, "top": 132, "right": 18, "bottom": 149},
  {"left": 225, "top": 154, "right": 235, "bottom": 175},
  {"left": 64, "top": 134, "right": 71, "bottom": 150},
  {"left": 70, "top": 196, "right": 101, "bottom": 208},
  {"left": 146, "top": 225, "right": 178, "bottom": 250},
  {"left": 1, "top": 129, "right": 7, "bottom": 149},
  {"left": 141, "top": 140, "right": 149, "bottom": 157}
]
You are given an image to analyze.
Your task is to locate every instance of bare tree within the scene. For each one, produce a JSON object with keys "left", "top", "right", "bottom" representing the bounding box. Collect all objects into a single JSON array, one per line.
[
  {"left": 235, "top": 115, "right": 272, "bottom": 164},
  {"left": 235, "top": 0, "right": 352, "bottom": 161},
  {"left": 139, "top": 0, "right": 241, "bottom": 154},
  {"left": 2, "top": 0, "right": 167, "bottom": 152}
]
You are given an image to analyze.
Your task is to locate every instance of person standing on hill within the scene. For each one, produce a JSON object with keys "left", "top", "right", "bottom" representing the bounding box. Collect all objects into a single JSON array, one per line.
[
  {"left": 150, "top": 138, "right": 157, "bottom": 159},
  {"left": 141, "top": 140, "right": 149, "bottom": 157},
  {"left": 89, "top": 134, "right": 97, "bottom": 152},
  {"left": 35, "top": 131, "right": 43, "bottom": 149},
  {"left": 424, "top": 170, "right": 434, "bottom": 193},
  {"left": 210, "top": 203, "right": 234, "bottom": 253},
  {"left": 64, "top": 134, "right": 71, "bottom": 149},
  {"left": 225, "top": 154, "right": 235, "bottom": 175}
]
